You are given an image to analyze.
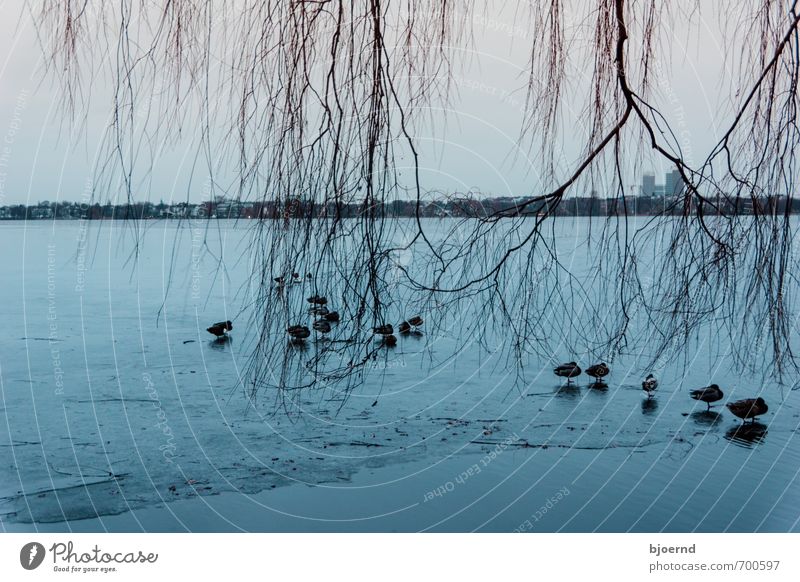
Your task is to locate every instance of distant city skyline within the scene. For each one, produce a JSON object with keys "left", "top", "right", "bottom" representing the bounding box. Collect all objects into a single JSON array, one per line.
[{"left": 641, "top": 169, "right": 687, "bottom": 197}]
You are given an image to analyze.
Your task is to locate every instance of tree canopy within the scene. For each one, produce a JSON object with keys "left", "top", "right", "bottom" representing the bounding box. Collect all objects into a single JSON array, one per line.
[{"left": 34, "top": 1, "right": 800, "bottom": 396}]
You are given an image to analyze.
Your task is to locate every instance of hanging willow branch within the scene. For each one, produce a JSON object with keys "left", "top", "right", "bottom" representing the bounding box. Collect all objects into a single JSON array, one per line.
[{"left": 33, "top": 0, "right": 800, "bottom": 401}]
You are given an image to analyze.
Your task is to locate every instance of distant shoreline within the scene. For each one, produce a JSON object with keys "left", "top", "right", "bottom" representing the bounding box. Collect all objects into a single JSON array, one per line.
[{"left": 1, "top": 194, "right": 795, "bottom": 220}]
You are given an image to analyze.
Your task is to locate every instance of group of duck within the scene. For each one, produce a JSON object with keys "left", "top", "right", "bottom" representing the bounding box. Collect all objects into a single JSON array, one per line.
[
  {"left": 285, "top": 295, "right": 342, "bottom": 341},
  {"left": 287, "top": 296, "right": 423, "bottom": 345},
  {"left": 207, "top": 307, "right": 423, "bottom": 348},
  {"left": 553, "top": 361, "right": 769, "bottom": 424},
  {"left": 273, "top": 272, "right": 313, "bottom": 286},
  {"left": 285, "top": 307, "right": 425, "bottom": 346},
  {"left": 270, "top": 273, "right": 425, "bottom": 344},
  {"left": 207, "top": 321, "right": 767, "bottom": 424},
  {"left": 371, "top": 316, "right": 424, "bottom": 347}
]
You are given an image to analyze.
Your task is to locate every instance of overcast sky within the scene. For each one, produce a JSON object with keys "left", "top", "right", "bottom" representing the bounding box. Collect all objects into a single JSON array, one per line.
[{"left": 0, "top": 1, "right": 735, "bottom": 205}]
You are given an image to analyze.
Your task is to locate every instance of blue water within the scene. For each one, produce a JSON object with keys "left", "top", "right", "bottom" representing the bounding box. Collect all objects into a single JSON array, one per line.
[{"left": 1, "top": 219, "right": 799, "bottom": 532}]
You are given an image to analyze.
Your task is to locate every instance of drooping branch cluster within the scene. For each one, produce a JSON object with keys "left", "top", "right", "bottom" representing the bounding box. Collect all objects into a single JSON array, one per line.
[{"left": 34, "top": 0, "right": 800, "bottom": 399}]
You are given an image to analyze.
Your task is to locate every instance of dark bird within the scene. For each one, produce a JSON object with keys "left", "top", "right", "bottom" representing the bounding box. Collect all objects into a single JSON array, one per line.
[
  {"left": 586, "top": 362, "right": 610, "bottom": 380},
  {"left": 273, "top": 276, "right": 285, "bottom": 285},
  {"left": 313, "top": 320, "right": 331, "bottom": 334},
  {"left": 642, "top": 374, "right": 658, "bottom": 397},
  {"left": 554, "top": 362, "right": 581, "bottom": 383},
  {"left": 408, "top": 315, "right": 423, "bottom": 327},
  {"left": 287, "top": 325, "right": 311, "bottom": 340},
  {"left": 207, "top": 321, "right": 233, "bottom": 337},
  {"left": 726, "top": 397, "right": 768, "bottom": 423},
  {"left": 307, "top": 295, "right": 327, "bottom": 305},
  {"left": 323, "top": 311, "right": 340, "bottom": 322},
  {"left": 398, "top": 321, "right": 411, "bottom": 334},
  {"left": 383, "top": 334, "right": 398, "bottom": 347},
  {"left": 690, "top": 384, "right": 724, "bottom": 410},
  {"left": 310, "top": 306, "right": 329, "bottom": 316},
  {"left": 373, "top": 324, "right": 393, "bottom": 336},
  {"left": 292, "top": 272, "right": 300, "bottom": 279}
]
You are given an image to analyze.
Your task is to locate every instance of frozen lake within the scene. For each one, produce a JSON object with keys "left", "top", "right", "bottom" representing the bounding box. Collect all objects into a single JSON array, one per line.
[{"left": 1, "top": 218, "right": 799, "bottom": 532}]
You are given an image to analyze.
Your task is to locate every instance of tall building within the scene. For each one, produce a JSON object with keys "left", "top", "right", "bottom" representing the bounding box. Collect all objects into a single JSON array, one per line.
[
  {"left": 641, "top": 173, "right": 656, "bottom": 197},
  {"left": 665, "top": 169, "right": 686, "bottom": 197}
]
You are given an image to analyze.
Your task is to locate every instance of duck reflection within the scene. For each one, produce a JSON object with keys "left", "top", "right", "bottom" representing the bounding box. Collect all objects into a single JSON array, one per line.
[
  {"left": 209, "top": 335, "right": 232, "bottom": 350},
  {"left": 641, "top": 398, "right": 658, "bottom": 415},
  {"left": 725, "top": 422, "right": 768, "bottom": 447},
  {"left": 691, "top": 410, "right": 723, "bottom": 427},
  {"left": 554, "top": 383, "right": 581, "bottom": 398},
  {"left": 288, "top": 338, "right": 309, "bottom": 351},
  {"left": 588, "top": 381, "right": 608, "bottom": 391}
]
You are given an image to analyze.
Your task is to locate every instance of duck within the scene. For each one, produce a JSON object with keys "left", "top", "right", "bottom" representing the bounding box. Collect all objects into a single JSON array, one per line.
[
  {"left": 206, "top": 320, "right": 233, "bottom": 337},
  {"left": 726, "top": 397, "right": 768, "bottom": 423},
  {"left": 408, "top": 315, "right": 423, "bottom": 327},
  {"left": 313, "top": 320, "right": 331, "bottom": 334},
  {"left": 586, "top": 363, "right": 610, "bottom": 381},
  {"left": 690, "top": 384, "right": 724, "bottom": 410},
  {"left": 554, "top": 362, "right": 581, "bottom": 383},
  {"left": 398, "top": 321, "right": 411, "bottom": 334},
  {"left": 310, "top": 305, "right": 330, "bottom": 316},
  {"left": 273, "top": 276, "right": 285, "bottom": 286},
  {"left": 642, "top": 374, "right": 658, "bottom": 397},
  {"left": 373, "top": 324, "right": 393, "bottom": 336},
  {"left": 323, "top": 311, "right": 340, "bottom": 322},
  {"left": 383, "top": 334, "right": 398, "bottom": 347},
  {"left": 307, "top": 295, "right": 327, "bottom": 305},
  {"left": 287, "top": 325, "right": 311, "bottom": 341}
]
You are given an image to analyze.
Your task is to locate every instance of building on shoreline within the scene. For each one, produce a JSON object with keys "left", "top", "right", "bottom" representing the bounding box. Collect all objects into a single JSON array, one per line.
[{"left": 641, "top": 169, "right": 687, "bottom": 198}]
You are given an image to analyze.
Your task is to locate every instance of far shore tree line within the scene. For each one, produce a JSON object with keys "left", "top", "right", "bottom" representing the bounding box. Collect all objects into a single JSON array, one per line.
[{"left": 2, "top": 193, "right": 797, "bottom": 220}]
